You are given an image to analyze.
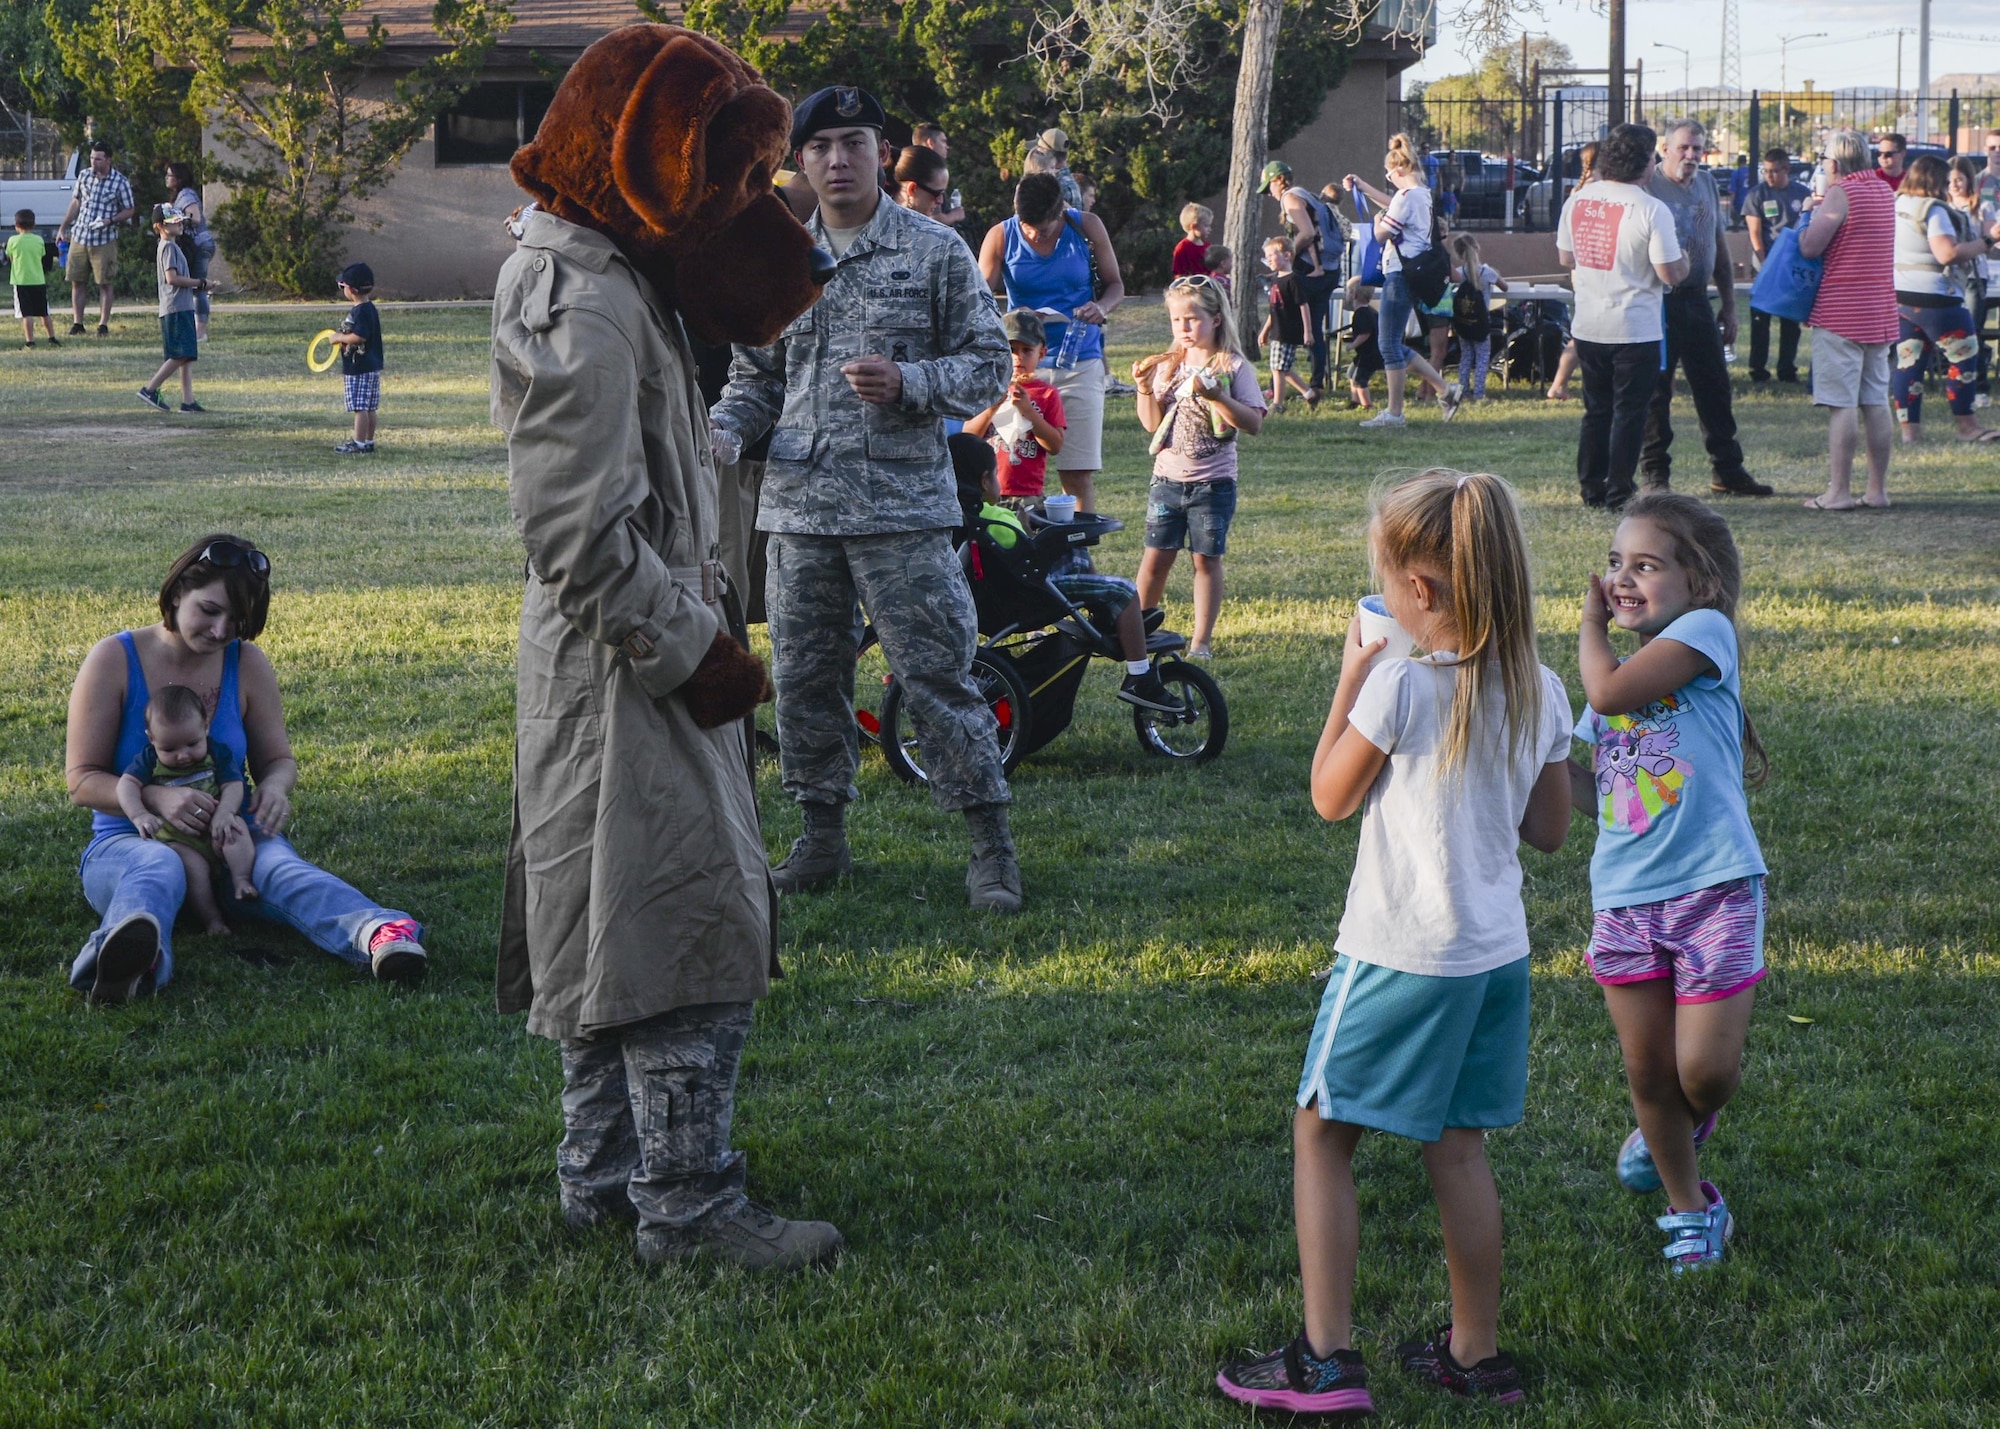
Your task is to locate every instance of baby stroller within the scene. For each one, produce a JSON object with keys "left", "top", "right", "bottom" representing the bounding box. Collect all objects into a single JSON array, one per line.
[
  {"left": 862, "top": 494, "right": 1228, "bottom": 786},
  {"left": 1500, "top": 298, "right": 1570, "bottom": 388}
]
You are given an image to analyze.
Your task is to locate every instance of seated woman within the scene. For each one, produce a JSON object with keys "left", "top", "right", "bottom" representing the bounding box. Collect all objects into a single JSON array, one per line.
[{"left": 63, "top": 533, "right": 427, "bottom": 1004}]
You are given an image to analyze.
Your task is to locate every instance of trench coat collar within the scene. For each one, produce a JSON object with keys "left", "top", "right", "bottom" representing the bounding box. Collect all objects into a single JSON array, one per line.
[
  {"left": 807, "top": 191, "right": 911, "bottom": 261},
  {"left": 517, "top": 207, "right": 671, "bottom": 316}
]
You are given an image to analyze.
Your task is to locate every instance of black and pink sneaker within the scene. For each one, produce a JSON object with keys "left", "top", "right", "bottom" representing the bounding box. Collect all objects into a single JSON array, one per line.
[
  {"left": 366, "top": 918, "right": 427, "bottom": 982},
  {"left": 1396, "top": 1326, "right": 1525, "bottom": 1404},
  {"left": 1216, "top": 1334, "right": 1373, "bottom": 1417}
]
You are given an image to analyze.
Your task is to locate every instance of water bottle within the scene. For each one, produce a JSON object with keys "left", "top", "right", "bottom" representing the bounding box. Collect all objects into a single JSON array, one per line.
[{"left": 1052, "top": 313, "right": 1084, "bottom": 371}]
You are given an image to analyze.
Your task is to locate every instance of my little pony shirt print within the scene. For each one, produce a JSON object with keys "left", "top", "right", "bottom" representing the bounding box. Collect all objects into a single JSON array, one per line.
[
  {"left": 1588, "top": 693, "right": 1693, "bottom": 835},
  {"left": 1575, "top": 608, "right": 1767, "bottom": 912}
]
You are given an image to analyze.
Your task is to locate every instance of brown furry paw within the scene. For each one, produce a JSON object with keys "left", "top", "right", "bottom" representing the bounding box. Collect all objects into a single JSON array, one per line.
[{"left": 680, "top": 629, "right": 770, "bottom": 728}]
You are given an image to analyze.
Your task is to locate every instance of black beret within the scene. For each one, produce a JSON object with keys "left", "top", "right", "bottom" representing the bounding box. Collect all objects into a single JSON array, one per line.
[{"left": 790, "top": 86, "right": 887, "bottom": 149}]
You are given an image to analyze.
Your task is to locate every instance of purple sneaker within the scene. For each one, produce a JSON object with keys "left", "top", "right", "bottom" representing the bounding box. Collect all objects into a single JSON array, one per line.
[
  {"left": 1659, "top": 1180, "right": 1735, "bottom": 1272},
  {"left": 1216, "top": 1334, "right": 1374, "bottom": 1416},
  {"left": 1396, "top": 1325, "right": 1526, "bottom": 1404}
]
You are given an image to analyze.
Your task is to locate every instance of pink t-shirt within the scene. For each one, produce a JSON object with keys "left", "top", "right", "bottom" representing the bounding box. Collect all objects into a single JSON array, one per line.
[{"left": 1147, "top": 352, "right": 1266, "bottom": 483}]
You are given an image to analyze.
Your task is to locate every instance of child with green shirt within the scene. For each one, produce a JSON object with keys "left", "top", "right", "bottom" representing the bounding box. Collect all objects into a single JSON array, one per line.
[{"left": 8, "top": 210, "right": 59, "bottom": 348}]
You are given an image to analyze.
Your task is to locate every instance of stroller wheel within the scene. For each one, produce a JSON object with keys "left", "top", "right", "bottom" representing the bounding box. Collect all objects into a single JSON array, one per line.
[
  {"left": 1132, "top": 657, "right": 1228, "bottom": 763},
  {"left": 880, "top": 647, "right": 1033, "bottom": 786},
  {"left": 854, "top": 629, "right": 892, "bottom": 748}
]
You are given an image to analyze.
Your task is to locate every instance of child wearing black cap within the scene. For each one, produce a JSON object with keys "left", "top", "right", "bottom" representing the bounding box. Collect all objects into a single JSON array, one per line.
[{"left": 332, "top": 262, "right": 383, "bottom": 454}]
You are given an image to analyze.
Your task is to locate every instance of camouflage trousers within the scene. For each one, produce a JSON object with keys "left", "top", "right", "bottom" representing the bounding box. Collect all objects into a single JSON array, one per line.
[
  {"left": 556, "top": 1001, "right": 753, "bottom": 1232},
  {"left": 767, "top": 529, "right": 1010, "bottom": 813}
]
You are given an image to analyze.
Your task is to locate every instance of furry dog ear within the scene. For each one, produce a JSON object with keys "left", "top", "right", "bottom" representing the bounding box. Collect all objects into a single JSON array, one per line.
[{"left": 613, "top": 32, "right": 787, "bottom": 238}]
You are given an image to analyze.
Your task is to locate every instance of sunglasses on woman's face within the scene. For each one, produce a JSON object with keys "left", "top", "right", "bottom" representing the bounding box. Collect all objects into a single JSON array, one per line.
[
  {"left": 919, "top": 182, "right": 948, "bottom": 200},
  {"left": 196, "top": 540, "right": 271, "bottom": 579}
]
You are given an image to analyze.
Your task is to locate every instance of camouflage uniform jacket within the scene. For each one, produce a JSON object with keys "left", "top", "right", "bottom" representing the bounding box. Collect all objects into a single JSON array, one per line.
[{"left": 711, "top": 197, "right": 1009, "bottom": 537}]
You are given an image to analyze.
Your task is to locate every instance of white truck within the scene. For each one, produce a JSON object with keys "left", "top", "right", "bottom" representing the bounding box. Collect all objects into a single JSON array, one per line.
[{"left": 1, "top": 150, "right": 82, "bottom": 236}]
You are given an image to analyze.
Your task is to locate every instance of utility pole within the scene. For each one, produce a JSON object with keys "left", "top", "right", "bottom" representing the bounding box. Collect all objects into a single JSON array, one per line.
[
  {"left": 1916, "top": 0, "right": 1931, "bottom": 143},
  {"left": 1607, "top": 0, "right": 1626, "bottom": 126},
  {"left": 1655, "top": 42, "right": 1689, "bottom": 96},
  {"left": 1778, "top": 32, "right": 1824, "bottom": 99}
]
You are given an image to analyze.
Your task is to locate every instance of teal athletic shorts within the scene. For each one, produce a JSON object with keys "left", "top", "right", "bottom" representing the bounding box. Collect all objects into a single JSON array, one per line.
[{"left": 1295, "top": 953, "right": 1530, "bottom": 1142}]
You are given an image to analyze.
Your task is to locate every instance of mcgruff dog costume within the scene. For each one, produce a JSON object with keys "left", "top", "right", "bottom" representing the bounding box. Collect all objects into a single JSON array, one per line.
[{"left": 491, "top": 24, "right": 841, "bottom": 1269}]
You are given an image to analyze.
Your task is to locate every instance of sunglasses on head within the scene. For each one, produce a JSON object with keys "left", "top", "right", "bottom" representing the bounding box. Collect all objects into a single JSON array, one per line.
[
  {"left": 1169, "top": 274, "right": 1222, "bottom": 292},
  {"left": 196, "top": 539, "right": 270, "bottom": 579}
]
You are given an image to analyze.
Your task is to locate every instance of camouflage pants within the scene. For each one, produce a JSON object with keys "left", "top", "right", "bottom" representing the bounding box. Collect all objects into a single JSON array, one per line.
[
  {"left": 556, "top": 1001, "right": 753, "bottom": 1232},
  {"left": 766, "top": 529, "right": 1010, "bottom": 813}
]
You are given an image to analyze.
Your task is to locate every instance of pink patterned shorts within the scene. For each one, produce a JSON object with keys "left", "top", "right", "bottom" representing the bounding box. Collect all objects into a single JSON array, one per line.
[{"left": 1588, "top": 876, "right": 1767, "bottom": 1004}]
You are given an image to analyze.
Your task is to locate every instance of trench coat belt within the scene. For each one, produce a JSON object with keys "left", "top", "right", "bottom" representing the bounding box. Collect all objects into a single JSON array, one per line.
[
  {"left": 671, "top": 559, "right": 729, "bottom": 607},
  {"left": 611, "top": 559, "right": 734, "bottom": 664}
]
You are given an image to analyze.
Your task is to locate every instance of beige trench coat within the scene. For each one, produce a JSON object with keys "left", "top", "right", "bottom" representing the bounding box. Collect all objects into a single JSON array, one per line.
[{"left": 491, "top": 210, "right": 776, "bottom": 1041}]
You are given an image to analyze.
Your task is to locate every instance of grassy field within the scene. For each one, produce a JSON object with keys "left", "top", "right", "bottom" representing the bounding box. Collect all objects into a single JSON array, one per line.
[{"left": 2, "top": 303, "right": 1998, "bottom": 1427}]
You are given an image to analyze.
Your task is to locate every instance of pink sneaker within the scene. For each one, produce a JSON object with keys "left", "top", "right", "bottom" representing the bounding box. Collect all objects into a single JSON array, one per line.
[{"left": 366, "top": 918, "right": 427, "bottom": 982}]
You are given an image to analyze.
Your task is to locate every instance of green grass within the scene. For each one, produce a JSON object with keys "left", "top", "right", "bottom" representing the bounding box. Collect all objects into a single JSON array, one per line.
[{"left": 2, "top": 305, "right": 1998, "bottom": 1426}]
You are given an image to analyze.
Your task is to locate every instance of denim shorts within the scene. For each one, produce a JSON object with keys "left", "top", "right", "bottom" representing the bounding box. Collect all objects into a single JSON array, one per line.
[
  {"left": 160, "top": 310, "right": 197, "bottom": 361},
  {"left": 1145, "top": 477, "right": 1237, "bottom": 557}
]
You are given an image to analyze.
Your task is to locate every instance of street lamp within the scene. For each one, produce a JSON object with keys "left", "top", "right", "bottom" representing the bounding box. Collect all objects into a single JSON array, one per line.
[
  {"left": 1654, "top": 42, "right": 1690, "bottom": 96},
  {"left": 1778, "top": 31, "right": 1826, "bottom": 96}
]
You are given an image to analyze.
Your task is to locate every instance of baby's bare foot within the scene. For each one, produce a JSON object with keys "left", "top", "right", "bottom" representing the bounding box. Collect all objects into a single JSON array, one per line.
[
  {"left": 234, "top": 880, "right": 260, "bottom": 901},
  {"left": 202, "top": 917, "right": 232, "bottom": 936}
]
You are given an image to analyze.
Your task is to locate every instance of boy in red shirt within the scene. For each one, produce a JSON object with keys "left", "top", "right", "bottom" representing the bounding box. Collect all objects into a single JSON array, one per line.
[
  {"left": 964, "top": 309, "right": 1066, "bottom": 500},
  {"left": 1173, "top": 203, "right": 1213, "bottom": 277}
]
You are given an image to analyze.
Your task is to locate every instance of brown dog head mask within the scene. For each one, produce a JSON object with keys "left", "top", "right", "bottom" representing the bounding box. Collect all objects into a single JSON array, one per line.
[{"left": 511, "top": 24, "right": 825, "bottom": 347}]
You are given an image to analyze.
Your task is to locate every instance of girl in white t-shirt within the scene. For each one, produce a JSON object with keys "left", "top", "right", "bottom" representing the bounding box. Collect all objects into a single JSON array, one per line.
[
  {"left": 1217, "top": 469, "right": 1572, "bottom": 1416},
  {"left": 1132, "top": 273, "right": 1267, "bottom": 658},
  {"left": 1345, "top": 135, "right": 1462, "bottom": 429}
]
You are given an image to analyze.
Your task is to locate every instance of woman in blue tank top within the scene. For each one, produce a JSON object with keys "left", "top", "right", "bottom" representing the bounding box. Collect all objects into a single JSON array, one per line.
[
  {"left": 62, "top": 535, "right": 429, "bottom": 1003},
  {"left": 979, "top": 171, "right": 1125, "bottom": 514}
]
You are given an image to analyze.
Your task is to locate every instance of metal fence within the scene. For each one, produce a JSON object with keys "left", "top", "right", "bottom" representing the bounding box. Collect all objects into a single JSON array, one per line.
[
  {"left": 0, "top": 105, "right": 68, "bottom": 181},
  {"left": 1392, "top": 86, "right": 2000, "bottom": 231}
]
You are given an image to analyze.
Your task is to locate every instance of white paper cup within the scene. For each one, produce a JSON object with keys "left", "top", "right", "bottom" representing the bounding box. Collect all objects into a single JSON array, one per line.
[
  {"left": 1044, "top": 494, "right": 1078, "bottom": 523},
  {"left": 1357, "top": 594, "right": 1415, "bottom": 658}
]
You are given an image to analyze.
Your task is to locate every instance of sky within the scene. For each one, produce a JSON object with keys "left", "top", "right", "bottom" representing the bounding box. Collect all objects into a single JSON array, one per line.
[{"left": 1408, "top": 0, "right": 2000, "bottom": 92}]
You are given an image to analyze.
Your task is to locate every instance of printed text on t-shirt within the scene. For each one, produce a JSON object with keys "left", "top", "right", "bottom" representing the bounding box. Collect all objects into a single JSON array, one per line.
[{"left": 1570, "top": 200, "right": 1626, "bottom": 270}]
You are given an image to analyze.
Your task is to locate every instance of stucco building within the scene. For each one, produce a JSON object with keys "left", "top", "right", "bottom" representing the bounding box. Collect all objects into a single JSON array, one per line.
[{"left": 207, "top": 0, "right": 1432, "bottom": 298}]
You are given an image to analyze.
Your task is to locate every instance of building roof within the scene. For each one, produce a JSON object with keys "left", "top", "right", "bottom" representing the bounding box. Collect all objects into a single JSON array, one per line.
[{"left": 233, "top": 0, "right": 824, "bottom": 67}]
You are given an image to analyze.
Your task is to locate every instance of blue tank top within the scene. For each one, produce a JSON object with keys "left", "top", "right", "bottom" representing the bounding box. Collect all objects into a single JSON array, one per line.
[
  {"left": 88, "top": 631, "right": 247, "bottom": 846},
  {"left": 1001, "top": 211, "right": 1104, "bottom": 365}
]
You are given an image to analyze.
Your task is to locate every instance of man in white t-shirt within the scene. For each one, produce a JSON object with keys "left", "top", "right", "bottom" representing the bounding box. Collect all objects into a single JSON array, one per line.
[{"left": 1558, "top": 124, "right": 1687, "bottom": 508}]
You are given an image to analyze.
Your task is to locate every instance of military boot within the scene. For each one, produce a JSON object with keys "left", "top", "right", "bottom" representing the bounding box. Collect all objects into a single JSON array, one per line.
[
  {"left": 770, "top": 801, "right": 851, "bottom": 893},
  {"left": 963, "top": 802, "right": 1023, "bottom": 913},
  {"left": 636, "top": 1200, "right": 844, "bottom": 1271}
]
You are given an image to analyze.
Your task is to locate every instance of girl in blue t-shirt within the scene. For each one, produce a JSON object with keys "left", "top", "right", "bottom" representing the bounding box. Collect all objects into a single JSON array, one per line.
[{"left": 1568, "top": 492, "right": 1769, "bottom": 1273}]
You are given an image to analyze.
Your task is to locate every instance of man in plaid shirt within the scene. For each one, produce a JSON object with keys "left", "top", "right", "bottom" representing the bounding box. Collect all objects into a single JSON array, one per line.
[{"left": 56, "top": 140, "right": 136, "bottom": 336}]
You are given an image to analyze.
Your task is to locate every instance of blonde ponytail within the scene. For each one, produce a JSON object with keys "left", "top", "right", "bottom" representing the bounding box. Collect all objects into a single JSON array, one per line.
[
  {"left": 1370, "top": 469, "right": 1542, "bottom": 773},
  {"left": 1385, "top": 133, "right": 1420, "bottom": 178}
]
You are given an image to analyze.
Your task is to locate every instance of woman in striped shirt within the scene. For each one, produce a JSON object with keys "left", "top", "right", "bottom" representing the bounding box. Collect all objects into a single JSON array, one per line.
[{"left": 1798, "top": 129, "right": 1899, "bottom": 510}]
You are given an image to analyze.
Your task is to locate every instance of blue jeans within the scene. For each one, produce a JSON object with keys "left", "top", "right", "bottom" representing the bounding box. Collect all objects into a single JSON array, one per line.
[
  {"left": 70, "top": 832, "right": 417, "bottom": 994},
  {"left": 188, "top": 237, "right": 214, "bottom": 320},
  {"left": 1378, "top": 271, "right": 1416, "bottom": 368}
]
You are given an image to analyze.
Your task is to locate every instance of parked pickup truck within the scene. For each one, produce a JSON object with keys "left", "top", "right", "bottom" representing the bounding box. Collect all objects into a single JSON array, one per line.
[
  {"left": 0, "top": 151, "right": 82, "bottom": 236},
  {"left": 1429, "top": 149, "right": 1543, "bottom": 225}
]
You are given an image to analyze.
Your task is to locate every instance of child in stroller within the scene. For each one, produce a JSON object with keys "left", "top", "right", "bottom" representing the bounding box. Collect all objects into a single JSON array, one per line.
[
  {"left": 953, "top": 434, "right": 1182, "bottom": 714},
  {"left": 867, "top": 435, "right": 1228, "bottom": 783}
]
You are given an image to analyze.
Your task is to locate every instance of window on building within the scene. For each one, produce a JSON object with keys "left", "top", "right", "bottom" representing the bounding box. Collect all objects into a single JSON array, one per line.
[{"left": 435, "top": 82, "right": 556, "bottom": 166}]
